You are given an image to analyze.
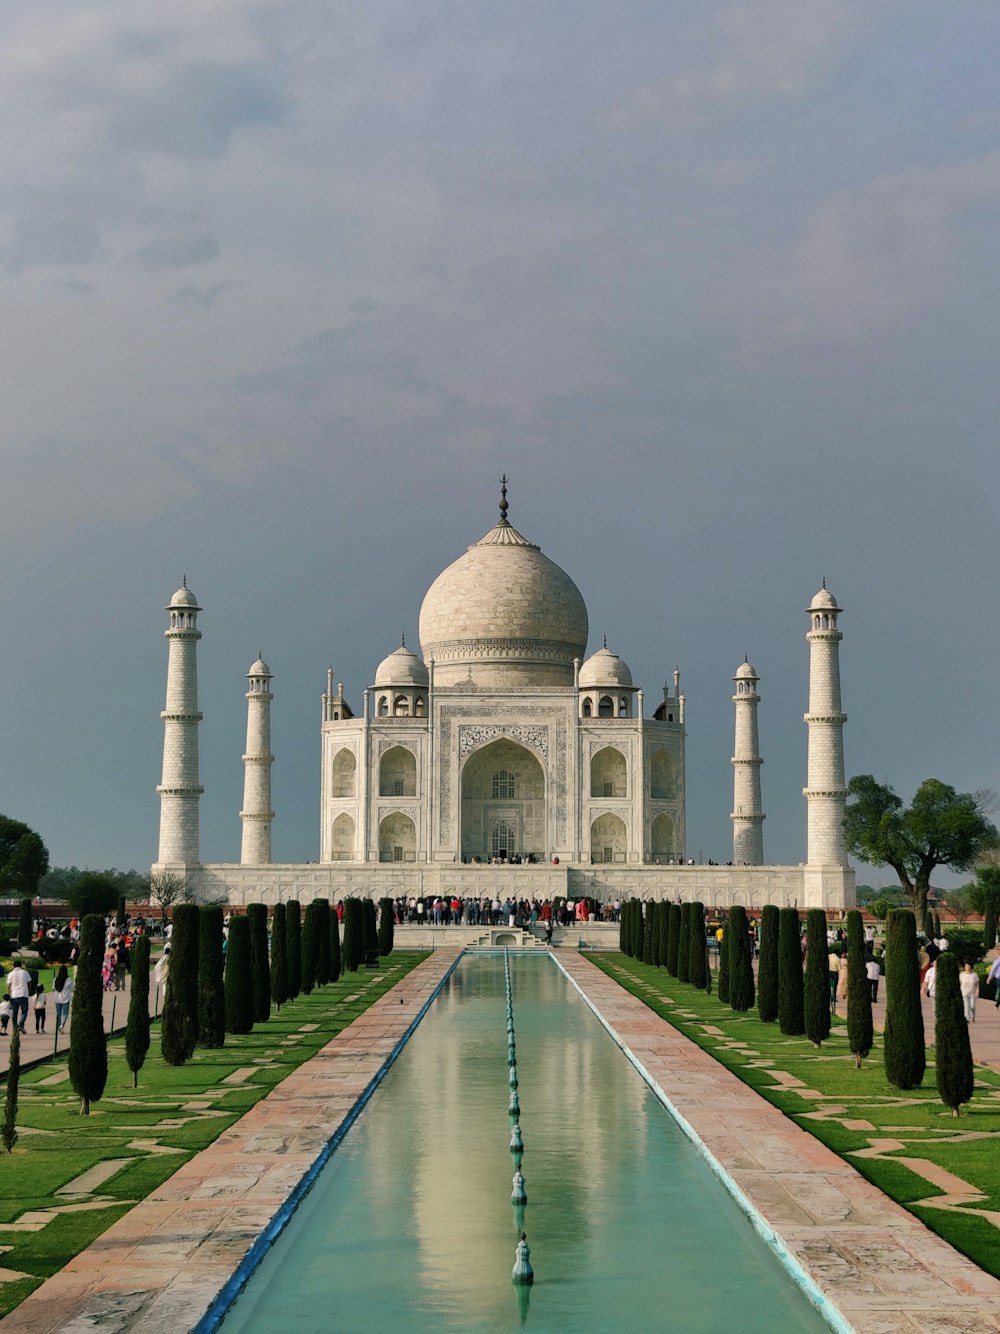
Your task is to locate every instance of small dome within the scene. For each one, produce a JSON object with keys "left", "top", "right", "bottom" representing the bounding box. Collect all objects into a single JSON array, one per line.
[
  {"left": 375, "top": 643, "right": 429, "bottom": 688},
  {"left": 808, "top": 584, "right": 839, "bottom": 611},
  {"left": 578, "top": 645, "right": 633, "bottom": 689},
  {"left": 734, "top": 659, "right": 758, "bottom": 680},
  {"left": 247, "top": 657, "right": 271, "bottom": 678},
  {"left": 168, "top": 581, "right": 199, "bottom": 610}
]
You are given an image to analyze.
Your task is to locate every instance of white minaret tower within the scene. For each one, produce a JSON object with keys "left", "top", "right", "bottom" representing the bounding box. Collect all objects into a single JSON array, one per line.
[
  {"left": 240, "top": 655, "right": 274, "bottom": 865},
  {"left": 804, "top": 582, "right": 848, "bottom": 865},
  {"left": 731, "top": 657, "right": 764, "bottom": 864},
  {"left": 156, "top": 580, "right": 204, "bottom": 868}
]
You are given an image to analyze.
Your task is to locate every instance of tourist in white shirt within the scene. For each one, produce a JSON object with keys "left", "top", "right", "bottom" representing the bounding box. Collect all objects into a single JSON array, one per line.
[
  {"left": 959, "top": 963, "right": 980, "bottom": 1022},
  {"left": 7, "top": 963, "right": 32, "bottom": 1033}
]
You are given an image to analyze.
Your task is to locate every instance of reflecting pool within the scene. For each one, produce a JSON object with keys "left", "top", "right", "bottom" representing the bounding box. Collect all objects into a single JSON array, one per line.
[{"left": 220, "top": 954, "right": 831, "bottom": 1332}]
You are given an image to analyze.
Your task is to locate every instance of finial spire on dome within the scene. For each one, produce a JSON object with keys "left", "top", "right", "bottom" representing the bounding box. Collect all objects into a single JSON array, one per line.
[
  {"left": 603, "top": 631, "right": 607, "bottom": 649},
  {"left": 822, "top": 576, "right": 827, "bottom": 589},
  {"left": 182, "top": 574, "right": 187, "bottom": 588},
  {"left": 401, "top": 630, "right": 406, "bottom": 648},
  {"left": 498, "top": 473, "right": 509, "bottom": 526}
]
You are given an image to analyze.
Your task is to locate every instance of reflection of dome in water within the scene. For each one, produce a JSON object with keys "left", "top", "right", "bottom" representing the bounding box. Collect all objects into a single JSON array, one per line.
[{"left": 418, "top": 492, "right": 588, "bottom": 688}]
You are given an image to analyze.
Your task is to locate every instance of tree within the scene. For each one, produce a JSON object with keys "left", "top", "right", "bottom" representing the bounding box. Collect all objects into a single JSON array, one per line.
[
  {"left": 18, "top": 898, "right": 32, "bottom": 948},
  {"left": 362, "top": 898, "right": 379, "bottom": 966},
  {"left": 804, "top": 909, "right": 831, "bottom": 1047},
  {"left": 161, "top": 902, "right": 199, "bottom": 1065},
  {"left": 247, "top": 904, "right": 271, "bottom": 1023},
  {"left": 116, "top": 894, "right": 127, "bottom": 929},
  {"left": 148, "top": 871, "right": 188, "bottom": 922},
  {"left": 197, "top": 906, "right": 226, "bottom": 1048},
  {"left": 757, "top": 905, "right": 779, "bottom": 1023},
  {"left": 0, "top": 816, "right": 49, "bottom": 905},
  {"left": 666, "top": 904, "right": 680, "bottom": 976},
  {"left": 973, "top": 867, "right": 1000, "bottom": 952},
  {"left": 125, "top": 935, "right": 151, "bottom": 1087},
  {"left": 778, "top": 908, "right": 805, "bottom": 1036},
  {"left": 941, "top": 887, "right": 974, "bottom": 927},
  {"left": 224, "top": 916, "right": 254, "bottom": 1034},
  {"left": 285, "top": 900, "right": 302, "bottom": 999},
  {"left": 843, "top": 775, "right": 999, "bottom": 918},
  {"left": 300, "top": 902, "right": 320, "bottom": 996},
  {"left": 377, "top": 898, "right": 395, "bottom": 958},
  {"left": 688, "top": 902, "right": 707, "bottom": 989},
  {"left": 883, "top": 909, "right": 925, "bottom": 1090},
  {"left": 3, "top": 1027, "right": 20, "bottom": 1152},
  {"left": 330, "top": 905, "right": 342, "bottom": 984},
  {"left": 934, "top": 953, "right": 974, "bottom": 1116},
  {"left": 657, "top": 901, "right": 669, "bottom": 968},
  {"left": 677, "top": 903, "right": 691, "bottom": 983},
  {"left": 68, "top": 915, "right": 108, "bottom": 1113},
  {"left": 717, "top": 923, "right": 730, "bottom": 1004},
  {"left": 618, "top": 901, "right": 628, "bottom": 953},
  {"left": 728, "top": 905, "right": 754, "bottom": 1012},
  {"left": 270, "top": 903, "right": 289, "bottom": 1009},
  {"left": 630, "top": 900, "right": 644, "bottom": 960},
  {"left": 67, "top": 872, "right": 119, "bottom": 920},
  {"left": 342, "top": 898, "right": 363, "bottom": 972},
  {"left": 846, "top": 910, "right": 873, "bottom": 1070},
  {"left": 642, "top": 903, "right": 655, "bottom": 964},
  {"left": 315, "top": 899, "right": 332, "bottom": 986}
]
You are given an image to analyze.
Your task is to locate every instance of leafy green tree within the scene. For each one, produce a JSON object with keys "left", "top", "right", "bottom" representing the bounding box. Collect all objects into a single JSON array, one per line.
[
  {"left": 778, "top": 908, "right": 805, "bottom": 1036},
  {"left": 247, "top": 904, "right": 271, "bottom": 1023},
  {"left": 843, "top": 775, "right": 998, "bottom": 918},
  {"left": 968, "top": 867, "right": 1000, "bottom": 951},
  {"left": 285, "top": 900, "right": 302, "bottom": 999},
  {"left": 315, "top": 899, "right": 332, "bottom": 985},
  {"left": 68, "top": 915, "right": 108, "bottom": 1112},
  {"left": 883, "top": 909, "right": 925, "bottom": 1090},
  {"left": 224, "top": 916, "right": 254, "bottom": 1034},
  {"left": 688, "top": 902, "right": 707, "bottom": 989},
  {"left": 197, "top": 906, "right": 226, "bottom": 1048},
  {"left": 362, "top": 898, "right": 379, "bottom": 966},
  {"left": 116, "top": 895, "right": 127, "bottom": 929},
  {"left": 270, "top": 903, "right": 289, "bottom": 1009},
  {"left": 300, "top": 902, "right": 320, "bottom": 995},
  {"left": 804, "top": 910, "right": 831, "bottom": 1046},
  {"left": 728, "top": 905, "right": 755, "bottom": 1012},
  {"left": 934, "top": 952, "right": 974, "bottom": 1116},
  {"left": 377, "top": 898, "right": 395, "bottom": 957},
  {"left": 0, "top": 816, "right": 49, "bottom": 907},
  {"left": 756, "top": 905, "right": 779, "bottom": 1023},
  {"left": 677, "top": 903, "right": 691, "bottom": 983},
  {"left": 125, "top": 935, "right": 151, "bottom": 1087},
  {"left": 18, "top": 898, "right": 32, "bottom": 948},
  {"left": 717, "top": 924, "right": 730, "bottom": 1004},
  {"left": 846, "top": 910, "right": 873, "bottom": 1069},
  {"left": 67, "top": 872, "right": 119, "bottom": 920},
  {"left": 666, "top": 904, "right": 681, "bottom": 976},
  {"left": 2, "top": 1027, "right": 20, "bottom": 1151},
  {"left": 161, "top": 902, "right": 199, "bottom": 1065},
  {"left": 342, "top": 899, "right": 363, "bottom": 973},
  {"left": 330, "top": 905, "right": 343, "bottom": 983}
]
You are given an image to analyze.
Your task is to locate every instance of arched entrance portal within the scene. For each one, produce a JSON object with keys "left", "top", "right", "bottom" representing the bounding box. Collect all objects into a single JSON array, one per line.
[{"left": 460, "top": 739, "right": 545, "bottom": 863}]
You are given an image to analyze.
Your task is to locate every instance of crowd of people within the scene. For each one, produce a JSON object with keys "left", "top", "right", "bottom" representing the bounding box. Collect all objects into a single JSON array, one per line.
[{"left": 369, "top": 895, "right": 622, "bottom": 929}]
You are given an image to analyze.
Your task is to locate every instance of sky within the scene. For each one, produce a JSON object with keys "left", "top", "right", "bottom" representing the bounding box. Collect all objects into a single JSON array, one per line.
[{"left": 1, "top": 1, "right": 999, "bottom": 888}]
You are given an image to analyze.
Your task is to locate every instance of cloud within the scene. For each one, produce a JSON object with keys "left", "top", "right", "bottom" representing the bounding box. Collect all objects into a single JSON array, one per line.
[
  {"left": 172, "top": 281, "right": 231, "bottom": 308},
  {"left": 135, "top": 233, "right": 220, "bottom": 270},
  {"left": 3, "top": 214, "right": 103, "bottom": 272}
]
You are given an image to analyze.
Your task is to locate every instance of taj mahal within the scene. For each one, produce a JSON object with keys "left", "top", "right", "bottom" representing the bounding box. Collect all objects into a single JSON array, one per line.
[{"left": 153, "top": 481, "right": 855, "bottom": 910}]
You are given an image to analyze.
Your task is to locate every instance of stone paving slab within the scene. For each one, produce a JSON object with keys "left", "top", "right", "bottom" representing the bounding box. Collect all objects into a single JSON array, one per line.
[
  {"left": 0, "top": 950, "right": 460, "bottom": 1334},
  {"left": 557, "top": 952, "right": 1000, "bottom": 1334}
]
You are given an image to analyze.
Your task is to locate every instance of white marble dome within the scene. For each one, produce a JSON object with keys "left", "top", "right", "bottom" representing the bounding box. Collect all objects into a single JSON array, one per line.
[
  {"left": 168, "top": 581, "right": 199, "bottom": 609},
  {"left": 374, "top": 642, "right": 429, "bottom": 687},
  {"left": 734, "top": 659, "right": 757, "bottom": 680},
  {"left": 578, "top": 645, "right": 633, "bottom": 689},
  {"left": 247, "top": 657, "right": 272, "bottom": 678},
  {"left": 419, "top": 510, "right": 588, "bottom": 687},
  {"left": 808, "top": 584, "right": 839, "bottom": 611}
]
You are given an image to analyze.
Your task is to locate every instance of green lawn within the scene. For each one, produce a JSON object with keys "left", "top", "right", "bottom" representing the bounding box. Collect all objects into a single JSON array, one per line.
[
  {"left": 593, "top": 954, "right": 1000, "bottom": 1279},
  {"left": 0, "top": 954, "right": 427, "bottom": 1317}
]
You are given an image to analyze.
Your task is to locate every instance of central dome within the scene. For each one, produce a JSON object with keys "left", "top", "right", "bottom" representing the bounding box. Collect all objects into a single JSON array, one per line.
[{"left": 419, "top": 500, "right": 588, "bottom": 688}]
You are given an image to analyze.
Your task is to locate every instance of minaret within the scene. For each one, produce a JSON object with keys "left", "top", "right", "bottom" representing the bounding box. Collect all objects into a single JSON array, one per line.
[
  {"left": 731, "top": 658, "right": 764, "bottom": 864},
  {"left": 803, "top": 582, "right": 848, "bottom": 865},
  {"left": 240, "top": 655, "right": 274, "bottom": 865},
  {"left": 156, "top": 580, "right": 204, "bottom": 867}
]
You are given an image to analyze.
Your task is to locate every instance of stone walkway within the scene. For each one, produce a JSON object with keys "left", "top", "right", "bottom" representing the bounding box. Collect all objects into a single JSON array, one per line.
[
  {"left": 0, "top": 950, "right": 461, "bottom": 1334},
  {"left": 558, "top": 952, "right": 1000, "bottom": 1334}
]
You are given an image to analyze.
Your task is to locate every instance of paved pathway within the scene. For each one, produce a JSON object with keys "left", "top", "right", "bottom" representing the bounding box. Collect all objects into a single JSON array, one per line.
[{"left": 0, "top": 950, "right": 461, "bottom": 1334}]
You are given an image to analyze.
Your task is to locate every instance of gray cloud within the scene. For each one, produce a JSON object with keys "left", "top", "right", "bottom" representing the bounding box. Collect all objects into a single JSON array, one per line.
[{"left": 135, "top": 233, "right": 220, "bottom": 270}]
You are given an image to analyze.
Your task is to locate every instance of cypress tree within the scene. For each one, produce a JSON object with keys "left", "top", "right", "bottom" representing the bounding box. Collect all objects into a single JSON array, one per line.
[
  {"left": 778, "top": 908, "right": 805, "bottom": 1036},
  {"left": 657, "top": 901, "right": 669, "bottom": 967},
  {"left": 728, "top": 905, "right": 755, "bottom": 1011},
  {"left": 984, "top": 895, "right": 997, "bottom": 953},
  {"left": 626, "top": 901, "right": 638, "bottom": 958},
  {"left": 666, "top": 904, "right": 681, "bottom": 976},
  {"left": 270, "top": 903, "right": 289, "bottom": 1010},
  {"left": 631, "top": 900, "right": 644, "bottom": 960},
  {"left": 804, "top": 909, "right": 831, "bottom": 1047},
  {"left": 224, "top": 916, "right": 254, "bottom": 1034},
  {"left": 2, "top": 1027, "right": 20, "bottom": 1151},
  {"left": 18, "top": 897, "right": 32, "bottom": 948},
  {"left": 883, "top": 909, "right": 925, "bottom": 1090},
  {"left": 342, "top": 898, "right": 363, "bottom": 973},
  {"left": 846, "top": 909, "right": 873, "bottom": 1069},
  {"left": 285, "top": 899, "right": 302, "bottom": 999},
  {"left": 649, "top": 902, "right": 660, "bottom": 966},
  {"left": 757, "top": 904, "right": 779, "bottom": 1023},
  {"left": 618, "top": 901, "right": 627, "bottom": 953},
  {"left": 642, "top": 903, "right": 655, "bottom": 964},
  {"left": 934, "top": 952, "right": 974, "bottom": 1116},
  {"left": 300, "top": 902, "right": 320, "bottom": 995},
  {"left": 161, "top": 902, "right": 199, "bottom": 1066},
  {"left": 677, "top": 903, "right": 691, "bottom": 982},
  {"left": 362, "top": 898, "right": 379, "bottom": 966},
  {"left": 717, "top": 923, "right": 730, "bottom": 1004},
  {"left": 68, "top": 914, "right": 108, "bottom": 1112},
  {"left": 315, "top": 899, "right": 332, "bottom": 985},
  {"left": 377, "top": 898, "right": 395, "bottom": 957},
  {"left": 125, "top": 935, "right": 151, "bottom": 1087},
  {"left": 197, "top": 905, "right": 226, "bottom": 1048},
  {"left": 704, "top": 939, "right": 712, "bottom": 995},
  {"left": 688, "top": 902, "right": 707, "bottom": 989},
  {"left": 922, "top": 905, "right": 934, "bottom": 939},
  {"left": 247, "top": 904, "right": 271, "bottom": 1023},
  {"left": 330, "top": 905, "right": 343, "bottom": 983},
  {"left": 116, "top": 894, "right": 127, "bottom": 929}
]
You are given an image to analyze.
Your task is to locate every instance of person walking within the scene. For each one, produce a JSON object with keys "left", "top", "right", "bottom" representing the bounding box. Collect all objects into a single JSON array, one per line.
[
  {"left": 959, "top": 963, "right": 980, "bottom": 1023},
  {"left": 988, "top": 955, "right": 1000, "bottom": 1008},
  {"left": 865, "top": 954, "right": 881, "bottom": 1003},
  {"left": 33, "top": 983, "right": 47, "bottom": 1033},
  {"left": 52, "top": 965, "right": 74, "bottom": 1033},
  {"left": 7, "top": 961, "right": 32, "bottom": 1033}
]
